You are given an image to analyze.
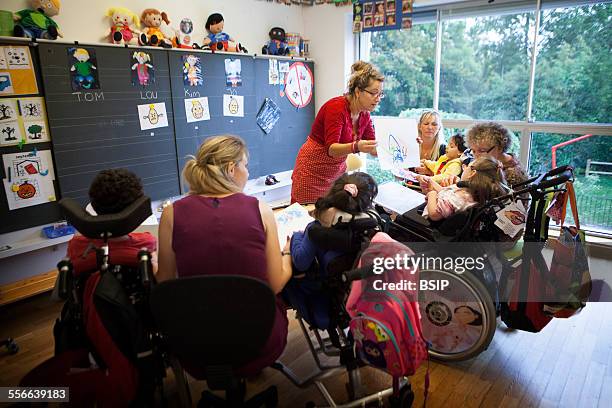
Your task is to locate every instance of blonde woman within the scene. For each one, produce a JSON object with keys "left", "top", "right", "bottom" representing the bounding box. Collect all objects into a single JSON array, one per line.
[
  {"left": 291, "top": 61, "right": 384, "bottom": 204},
  {"left": 157, "top": 135, "right": 291, "bottom": 375},
  {"left": 415, "top": 110, "right": 446, "bottom": 175}
]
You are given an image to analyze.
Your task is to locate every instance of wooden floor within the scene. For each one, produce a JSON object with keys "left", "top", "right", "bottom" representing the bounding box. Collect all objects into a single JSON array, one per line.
[{"left": 1, "top": 290, "right": 611, "bottom": 407}]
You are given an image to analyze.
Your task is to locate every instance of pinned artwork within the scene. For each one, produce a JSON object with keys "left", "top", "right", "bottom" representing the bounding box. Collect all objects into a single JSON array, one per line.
[
  {"left": 184, "top": 97, "right": 210, "bottom": 123},
  {"left": 223, "top": 94, "right": 244, "bottom": 117},
  {"left": 278, "top": 61, "right": 290, "bottom": 88},
  {"left": 284, "top": 62, "right": 313, "bottom": 108},
  {"left": 131, "top": 51, "right": 155, "bottom": 86},
  {"left": 0, "top": 72, "right": 14, "bottom": 95},
  {"left": 2, "top": 149, "right": 57, "bottom": 210},
  {"left": 18, "top": 99, "right": 44, "bottom": 120},
  {"left": 138, "top": 102, "right": 168, "bottom": 130},
  {"left": 224, "top": 58, "right": 242, "bottom": 87},
  {"left": 68, "top": 47, "right": 100, "bottom": 91},
  {"left": 5, "top": 47, "right": 31, "bottom": 70},
  {"left": 0, "top": 50, "right": 6, "bottom": 69},
  {"left": 25, "top": 121, "right": 48, "bottom": 141},
  {"left": 182, "top": 54, "right": 203, "bottom": 86},
  {"left": 0, "top": 122, "right": 24, "bottom": 146},
  {"left": 373, "top": 116, "right": 420, "bottom": 170},
  {"left": 256, "top": 98, "right": 281, "bottom": 134},
  {"left": 0, "top": 100, "right": 17, "bottom": 122},
  {"left": 268, "top": 59, "right": 279, "bottom": 85}
]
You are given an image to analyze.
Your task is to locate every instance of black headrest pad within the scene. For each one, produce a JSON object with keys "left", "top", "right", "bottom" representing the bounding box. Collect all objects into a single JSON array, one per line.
[{"left": 59, "top": 196, "right": 152, "bottom": 239}]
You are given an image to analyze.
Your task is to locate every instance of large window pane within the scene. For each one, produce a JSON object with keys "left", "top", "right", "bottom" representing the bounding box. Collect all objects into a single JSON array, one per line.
[
  {"left": 529, "top": 133, "right": 612, "bottom": 233},
  {"left": 532, "top": 3, "right": 611, "bottom": 123},
  {"left": 439, "top": 13, "right": 535, "bottom": 121},
  {"left": 367, "top": 23, "right": 436, "bottom": 116}
]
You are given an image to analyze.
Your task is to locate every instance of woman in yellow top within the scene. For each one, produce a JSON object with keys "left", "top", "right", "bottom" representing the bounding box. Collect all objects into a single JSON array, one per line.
[{"left": 421, "top": 134, "right": 467, "bottom": 183}]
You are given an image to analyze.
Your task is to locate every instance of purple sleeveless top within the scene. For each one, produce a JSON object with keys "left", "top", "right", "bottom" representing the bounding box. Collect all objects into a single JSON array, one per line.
[{"left": 172, "top": 193, "right": 288, "bottom": 375}]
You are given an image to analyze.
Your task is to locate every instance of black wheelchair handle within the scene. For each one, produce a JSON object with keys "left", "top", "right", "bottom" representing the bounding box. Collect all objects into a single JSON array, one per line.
[
  {"left": 545, "top": 165, "right": 572, "bottom": 178},
  {"left": 537, "top": 169, "right": 573, "bottom": 190},
  {"left": 138, "top": 249, "right": 152, "bottom": 286},
  {"left": 56, "top": 258, "right": 73, "bottom": 301},
  {"left": 343, "top": 263, "right": 376, "bottom": 283}
]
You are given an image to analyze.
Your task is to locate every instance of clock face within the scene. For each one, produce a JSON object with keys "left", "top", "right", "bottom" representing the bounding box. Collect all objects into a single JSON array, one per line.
[{"left": 284, "top": 62, "right": 313, "bottom": 108}]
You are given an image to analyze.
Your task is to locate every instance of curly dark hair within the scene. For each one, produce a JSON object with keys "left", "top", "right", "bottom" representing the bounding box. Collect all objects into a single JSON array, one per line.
[
  {"left": 89, "top": 169, "right": 144, "bottom": 215},
  {"left": 313, "top": 172, "right": 378, "bottom": 219},
  {"left": 450, "top": 133, "right": 467, "bottom": 153}
]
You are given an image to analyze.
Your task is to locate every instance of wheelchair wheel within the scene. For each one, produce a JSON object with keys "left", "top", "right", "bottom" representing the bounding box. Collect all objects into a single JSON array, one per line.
[{"left": 418, "top": 269, "right": 496, "bottom": 362}]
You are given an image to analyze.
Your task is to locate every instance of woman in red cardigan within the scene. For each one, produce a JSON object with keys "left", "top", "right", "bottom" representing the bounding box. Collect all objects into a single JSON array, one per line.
[{"left": 291, "top": 61, "right": 384, "bottom": 204}]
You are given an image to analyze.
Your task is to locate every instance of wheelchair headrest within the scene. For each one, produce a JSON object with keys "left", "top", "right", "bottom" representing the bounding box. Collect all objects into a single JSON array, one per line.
[
  {"left": 308, "top": 210, "right": 381, "bottom": 253},
  {"left": 59, "top": 196, "right": 152, "bottom": 239}
]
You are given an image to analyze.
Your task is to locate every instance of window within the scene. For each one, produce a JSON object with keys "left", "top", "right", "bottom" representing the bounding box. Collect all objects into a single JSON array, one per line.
[
  {"left": 532, "top": 3, "right": 611, "bottom": 123},
  {"left": 439, "top": 12, "right": 535, "bottom": 121},
  {"left": 367, "top": 22, "right": 436, "bottom": 116}
]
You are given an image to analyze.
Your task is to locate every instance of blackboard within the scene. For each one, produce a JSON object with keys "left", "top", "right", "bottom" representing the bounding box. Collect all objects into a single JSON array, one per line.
[
  {"left": 37, "top": 43, "right": 181, "bottom": 207},
  {"left": 1, "top": 43, "right": 314, "bottom": 234},
  {"left": 0, "top": 43, "right": 63, "bottom": 235},
  {"left": 167, "top": 51, "right": 314, "bottom": 193}
]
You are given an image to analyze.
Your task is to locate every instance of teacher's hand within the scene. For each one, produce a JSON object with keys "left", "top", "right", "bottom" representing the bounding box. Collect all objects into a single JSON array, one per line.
[{"left": 358, "top": 140, "right": 377, "bottom": 155}]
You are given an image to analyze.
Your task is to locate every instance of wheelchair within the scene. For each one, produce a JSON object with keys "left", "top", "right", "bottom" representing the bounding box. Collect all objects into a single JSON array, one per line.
[
  {"left": 381, "top": 166, "right": 574, "bottom": 362},
  {"left": 276, "top": 210, "right": 416, "bottom": 408},
  {"left": 21, "top": 196, "right": 165, "bottom": 406}
]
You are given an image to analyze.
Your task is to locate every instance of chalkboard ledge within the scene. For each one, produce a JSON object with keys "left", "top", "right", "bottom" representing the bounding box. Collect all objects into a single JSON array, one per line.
[
  {"left": 245, "top": 170, "right": 293, "bottom": 196},
  {"left": 0, "top": 224, "right": 74, "bottom": 260}
]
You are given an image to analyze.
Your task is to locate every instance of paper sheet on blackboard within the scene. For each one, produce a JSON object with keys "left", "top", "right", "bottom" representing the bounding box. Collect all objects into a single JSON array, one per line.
[
  {"left": 374, "top": 182, "right": 425, "bottom": 215},
  {"left": 2, "top": 149, "right": 57, "bottom": 210},
  {"left": 138, "top": 102, "right": 168, "bottom": 130},
  {"left": 223, "top": 95, "right": 244, "bottom": 117},
  {"left": 256, "top": 98, "right": 281, "bottom": 134},
  {"left": 184, "top": 97, "right": 210, "bottom": 122},
  {"left": 373, "top": 116, "right": 419, "bottom": 170}
]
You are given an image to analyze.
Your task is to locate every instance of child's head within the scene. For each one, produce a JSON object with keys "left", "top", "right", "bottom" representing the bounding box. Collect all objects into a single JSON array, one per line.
[
  {"left": 313, "top": 172, "right": 378, "bottom": 219},
  {"left": 89, "top": 168, "right": 144, "bottom": 215},
  {"left": 445, "top": 133, "right": 467, "bottom": 160},
  {"left": 461, "top": 156, "right": 509, "bottom": 205},
  {"left": 205, "top": 13, "right": 224, "bottom": 32}
]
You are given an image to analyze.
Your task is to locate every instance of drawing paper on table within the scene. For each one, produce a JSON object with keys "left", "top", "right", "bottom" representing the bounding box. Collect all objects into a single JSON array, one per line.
[{"left": 374, "top": 182, "right": 425, "bottom": 215}]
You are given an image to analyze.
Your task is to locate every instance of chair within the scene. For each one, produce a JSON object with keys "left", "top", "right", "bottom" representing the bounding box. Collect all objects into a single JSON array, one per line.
[{"left": 150, "top": 275, "right": 279, "bottom": 408}]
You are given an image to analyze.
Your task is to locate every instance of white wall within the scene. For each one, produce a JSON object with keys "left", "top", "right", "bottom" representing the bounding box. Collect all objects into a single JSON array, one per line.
[{"left": 3, "top": 0, "right": 305, "bottom": 53}]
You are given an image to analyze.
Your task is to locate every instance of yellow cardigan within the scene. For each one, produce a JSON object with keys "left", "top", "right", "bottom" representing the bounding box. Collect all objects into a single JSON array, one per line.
[{"left": 423, "top": 154, "right": 463, "bottom": 183}]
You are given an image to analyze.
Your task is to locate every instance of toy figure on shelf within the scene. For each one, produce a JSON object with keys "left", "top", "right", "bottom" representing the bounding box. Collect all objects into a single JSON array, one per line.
[
  {"left": 139, "top": 8, "right": 173, "bottom": 48},
  {"left": 105, "top": 7, "right": 140, "bottom": 45},
  {"left": 262, "top": 27, "right": 289, "bottom": 56},
  {"left": 177, "top": 18, "right": 197, "bottom": 49},
  {"left": 13, "top": 0, "right": 62, "bottom": 40},
  {"left": 202, "top": 13, "right": 247, "bottom": 53}
]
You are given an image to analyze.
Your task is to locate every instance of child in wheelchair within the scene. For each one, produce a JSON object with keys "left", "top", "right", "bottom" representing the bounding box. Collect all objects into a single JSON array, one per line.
[
  {"left": 21, "top": 169, "right": 159, "bottom": 407},
  {"left": 420, "top": 133, "right": 467, "bottom": 184}
]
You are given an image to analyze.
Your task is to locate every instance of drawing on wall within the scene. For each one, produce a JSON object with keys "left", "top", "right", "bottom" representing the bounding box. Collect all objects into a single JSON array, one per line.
[
  {"left": 256, "top": 98, "right": 281, "bottom": 134},
  {"left": 184, "top": 97, "right": 210, "bottom": 123},
  {"left": 224, "top": 58, "right": 242, "bottom": 87},
  {"left": 138, "top": 102, "right": 168, "bottom": 130},
  {"left": 0, "top": 49, "right": 6, "bottom": 69},
  {"left": 0, "top": 72, "right": 14, "bottom": 95},
  {"left": 5, "top": 47, "right": 31, "bottom": 69},
  {"left": 68, "top": 47, "right": 100, "bottom": 91},
  {"left": 0, "top": 122, "right": 24, "bottom": 146},
  {"left": 2, "top": 150, "right": 57, "bottom": 210},
  {"left": 373, "top": 116, "right": 420, "bottom": 170},
  {"left": 268, "top": 59, "right": 279, "bottom": 85},
  {"left": 18, "top": 98, "right": 44, "bottom": 120},
  {"left": 182, "top": 54, "right": 203, "bottom": 86},
  {"left": 0, "top": 100, "right": 17, "bottom": 122},
  {"left": 223, "top": 94, "right": 244, "bottom": 117},
  {"left": 25, "top": 121, "right": 48, "bottom": 141},
  {"left": 284, "top": 62, "right": 313, "bottom": 108},
  {"left": 131, "top": 51, "right": 155, "bottom": 86}
]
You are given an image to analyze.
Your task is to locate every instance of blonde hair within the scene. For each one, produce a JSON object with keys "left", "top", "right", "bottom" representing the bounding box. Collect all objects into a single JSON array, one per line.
[
  {"left": 73, "top": 48, "right": 89, "bottom": 58},
  {"left": 466, "top": 156, "right": 510, "bottom": 205},
  {"left": 107, "top": 7, "right": 141, "bottom": 28},
  {"left": 347, "top": 61, "right": 384, "bottom": 96},
  {"left": 182, "top": 135, "right": 249, "bottom": 195},
  {"left": 418, "top": 110, "right": 444, "bottom": 161}
]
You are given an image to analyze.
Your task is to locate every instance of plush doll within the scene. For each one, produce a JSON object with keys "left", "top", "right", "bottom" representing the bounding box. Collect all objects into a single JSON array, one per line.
[
  {"left": 262, "top": 27, "right": 289, "bottom": 56},
  {"left": 139, "top": 8, "right": 173, "bottom": 48},
  {"left": 13, "top": 0, "right": 63, "bottom": 40},
  {"left": 202, "top": 13, "right": 247, "bottom": 53},
  {"left": 106, "top": 7, "right": 140, "bottom": 45}
]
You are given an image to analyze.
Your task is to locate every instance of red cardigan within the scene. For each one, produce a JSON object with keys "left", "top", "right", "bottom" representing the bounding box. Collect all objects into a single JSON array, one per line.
[{"left": 309, "top": 95, "right": 375, "bottom": 151}]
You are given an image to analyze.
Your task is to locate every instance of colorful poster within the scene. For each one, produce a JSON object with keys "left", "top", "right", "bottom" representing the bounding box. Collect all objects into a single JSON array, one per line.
[
  {"left": 0, "top": 97, "right": 50, "bottom": 145},
  {"left": 138, "top": 102, "right": 168, "bottom": 130},
  {"left": 182, "top": 54, "right": 203, "bottom": 86},
  {"left": 2, "top": 149, "right": 56, "bottom": 210},
  {"left": 284, "top": 62, "right": 313, "bottom": 108},
  {"left": 223, "top": 95, "right": 244, "bottom": 117},
  {"left": 0, "top": 46, "right": 38, "bottom": 95},
  {"left": 373, "top": 116, "right": 420, "bottom": 170},
  {"left": 67, "top": 47, "right": 100, "bottom": 91},
  {"left": 184, "top": 97, "right": 210, "bottom": 122}
]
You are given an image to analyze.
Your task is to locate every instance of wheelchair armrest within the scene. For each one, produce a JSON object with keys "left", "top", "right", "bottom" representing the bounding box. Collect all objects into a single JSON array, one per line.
[{"left": 59, "top": 196, "right": 152, "bottom": 239}]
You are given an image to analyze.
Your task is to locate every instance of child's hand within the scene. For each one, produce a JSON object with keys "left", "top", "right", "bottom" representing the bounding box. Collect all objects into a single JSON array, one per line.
[{"left": 438, "top": 175, "right": 459, "bottom": 187}]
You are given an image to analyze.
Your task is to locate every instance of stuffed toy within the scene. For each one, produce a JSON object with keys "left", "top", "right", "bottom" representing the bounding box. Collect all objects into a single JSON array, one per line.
[
  {"left": 13, "top": 0, "right": 62, "bottom": 40},
  {"left": 262, "top": 27, "right": 289, "bottom": 56},
  {"left": 139, "top": 8, "right": 173, "bottom": 48},
  {"left": 106, "top": 7, "right": 140, "bottom": 45},
  {"left": 202, "top": 13, "right": 247, "bottom": 53}
]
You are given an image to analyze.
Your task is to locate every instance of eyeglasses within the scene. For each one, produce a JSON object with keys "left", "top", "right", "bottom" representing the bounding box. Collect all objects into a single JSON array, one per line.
[
  {"left": 362, "top": 88, "right": 385, "bottom": 99},
  {"left": 474, "top": 145, "right": 496, "bottom": 154}
]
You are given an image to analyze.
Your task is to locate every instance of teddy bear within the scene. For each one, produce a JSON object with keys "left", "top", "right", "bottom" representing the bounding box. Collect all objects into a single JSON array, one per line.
[
  {"left": 262, "top": 27, "right": 289, "bottom": 56},
  {"left": 13, "top": 0, "right": 63, "bottom": 40},
  {"left": 105, "top": 7, "right": 140, "bottom": 45},
  {"left": 202, "top": 13, "right": 247, "bottom": 53},
  {"left": 139, "top": 8, "right": 173, "bottom": 48}
]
